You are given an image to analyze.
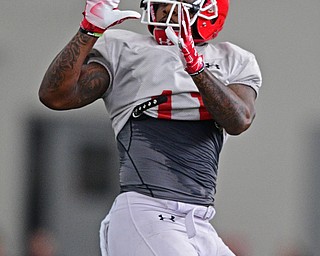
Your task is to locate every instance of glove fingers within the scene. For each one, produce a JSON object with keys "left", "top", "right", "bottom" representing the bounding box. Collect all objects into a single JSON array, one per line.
[
  {"left": 106, "top": 10, "right": 141, "bottom": 28},
  {"left": 113, "top": 10, "right": 141, "bottom": 20},
  {"left": 180, "top": 5, "right": 191, "bottom": 40},
  {"left": 102, "top": 0, "right": 120, "bottom": 9},
  {"left": 83, "top": 1, "right": 141, "bottom": 32}
]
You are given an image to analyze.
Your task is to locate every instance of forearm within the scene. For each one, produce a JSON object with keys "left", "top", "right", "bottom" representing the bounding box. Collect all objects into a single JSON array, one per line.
[
  {"left": 39, "top": 31, "right": 97, "bottom": 109},
  {"left": 192, "top": 69, "right": 254, "bottom": 135}
]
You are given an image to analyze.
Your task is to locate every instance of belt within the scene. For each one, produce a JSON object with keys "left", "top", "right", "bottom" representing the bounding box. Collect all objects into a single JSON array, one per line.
[
  {"left": 120, "top": 192, "right": 216, "bottom": 239},
  {"left": 166, "top": 201, "right": 216, "bottom": 239}
]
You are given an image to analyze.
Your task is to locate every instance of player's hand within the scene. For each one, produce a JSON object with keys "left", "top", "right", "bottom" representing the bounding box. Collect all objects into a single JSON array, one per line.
[
  {"left": 80, "top": 0, "right": 141, "bottom": 37},
  {"left": 165, "top": 5, "right": 204, "bottom": 76}
]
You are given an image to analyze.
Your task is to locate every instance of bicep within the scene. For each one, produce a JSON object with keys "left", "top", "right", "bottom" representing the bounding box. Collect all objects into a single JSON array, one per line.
[{"left": 71, "top": 62, "right": 110, "bottom": 108}]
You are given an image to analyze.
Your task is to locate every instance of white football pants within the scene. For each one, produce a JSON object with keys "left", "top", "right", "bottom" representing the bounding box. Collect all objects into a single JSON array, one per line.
[{"left": 99, "top": 192, "right": 235, "bottom": 256}]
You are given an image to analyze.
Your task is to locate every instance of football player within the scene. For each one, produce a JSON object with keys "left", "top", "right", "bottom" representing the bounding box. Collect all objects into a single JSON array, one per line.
[{"left": 39, "top": 0, "right": 262, "bottom": 255}]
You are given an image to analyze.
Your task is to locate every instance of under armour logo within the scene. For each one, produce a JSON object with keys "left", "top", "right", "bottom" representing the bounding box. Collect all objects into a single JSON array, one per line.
[
  {"left": 205, "top": 63, "right": 220, "bottom": 69},
  {"left": 158, "top": 214, "right": 175, "bottom": 222},
  {"left": 158, "top": 38, "right": 174, "bottom": 46}
]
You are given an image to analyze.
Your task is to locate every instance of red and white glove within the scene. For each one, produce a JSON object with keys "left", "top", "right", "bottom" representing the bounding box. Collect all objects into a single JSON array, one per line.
[
  {"left": 80, "top": 0, "right": 141, "bottom": 37},
  {"left": 165, "top": 5, "right": 204, "bottom": 76}
]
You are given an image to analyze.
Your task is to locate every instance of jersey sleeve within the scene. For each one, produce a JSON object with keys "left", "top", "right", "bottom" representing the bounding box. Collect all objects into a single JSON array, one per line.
[
  {"left": 228, "top": 47, "right": 262, "bottom": 97},
  {"left": 86, "top": 36, "right": 115, "bottom": 97}
]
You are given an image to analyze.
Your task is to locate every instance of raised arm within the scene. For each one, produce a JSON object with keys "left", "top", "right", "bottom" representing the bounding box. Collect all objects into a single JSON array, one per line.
[
  {"left": 39, "top": 33, "right": 108, "bottom": 110},
  {"left": 165, "top": 5, "right": 257, "bottom": 135},
  {"left": 192, "top": 70, "right": 256, "bottom": 135},
  {"left": 39, "top": 0, "right": 141, "bottom": 110}
]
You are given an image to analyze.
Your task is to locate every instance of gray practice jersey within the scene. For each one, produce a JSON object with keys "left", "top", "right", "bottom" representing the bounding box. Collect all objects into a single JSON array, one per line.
[
  {"left": 89, "top": 29, "right": 262, "bottom": 137},
  {"left": 88, "top": 29, "right": 262, "bottom": 205}
]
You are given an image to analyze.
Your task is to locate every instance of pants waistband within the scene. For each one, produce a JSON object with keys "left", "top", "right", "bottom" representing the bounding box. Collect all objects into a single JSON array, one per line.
[{"left": 117, "top": 192, "right": 216, "bottom": 239}]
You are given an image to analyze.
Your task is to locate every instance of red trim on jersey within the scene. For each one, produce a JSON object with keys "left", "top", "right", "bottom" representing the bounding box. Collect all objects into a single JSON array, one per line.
[
  {"left": 153, "top": 90, "right": 212, "bottom": 120},
  {"left": 190, "top": 92, "right": 212, "bottom": 120}
]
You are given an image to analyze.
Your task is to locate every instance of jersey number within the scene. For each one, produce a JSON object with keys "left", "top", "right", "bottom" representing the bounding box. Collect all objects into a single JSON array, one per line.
[{"left": 155, "top": 90, "right": 212, "bottom": 120}]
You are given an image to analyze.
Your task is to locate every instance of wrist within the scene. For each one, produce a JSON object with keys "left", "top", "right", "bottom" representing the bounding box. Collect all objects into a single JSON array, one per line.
[
  {"left": 188, "top": 63, "right": 205, "bottom": 76},
  {"left": 80, "top": 17, "right": 105, "bottom": 38},
  {"left": 185, "top": 56, "right": 205, "bottom": 76},
  {"left": 79, "top": 27, "right": 103, "bottom": 38}
]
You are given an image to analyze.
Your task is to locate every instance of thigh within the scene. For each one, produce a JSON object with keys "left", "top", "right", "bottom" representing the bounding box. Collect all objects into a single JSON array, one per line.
[
  {"left": 199, "top": 224, "right": 235, "bottom": 256},
  {"left": 216, "top": 236, "right": 236, "bottom": 256},
  {"left": 107, "top": 199, "right": 198, "bottom": 256},
  {"left": 216, "top": 237, "right": 236, "bottom": 256}
]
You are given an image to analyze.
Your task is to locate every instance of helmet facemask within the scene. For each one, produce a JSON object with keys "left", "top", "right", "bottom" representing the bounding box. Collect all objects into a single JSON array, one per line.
[
  {"left": 140, "top": 0, "right": 226, "bottom": 44},
  {"left": 140, "top": 0, "right": 206, "bottom": 28}
]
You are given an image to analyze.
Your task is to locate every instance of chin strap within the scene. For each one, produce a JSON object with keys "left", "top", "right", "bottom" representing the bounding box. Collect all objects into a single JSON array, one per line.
[{"left": 153, "top": 28, "right": 177, "bottom": 46}]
